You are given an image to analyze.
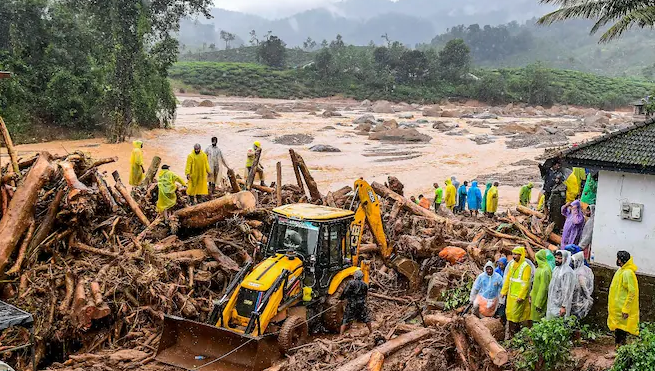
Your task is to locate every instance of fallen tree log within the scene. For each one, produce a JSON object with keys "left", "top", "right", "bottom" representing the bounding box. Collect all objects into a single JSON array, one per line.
[
  {"left": 203, "top": 236, "right": 240, "bottom": 272},
  {"left": 6, "top": 219, "right": 36, "bottom": 275},
  {"left": 163, "top": 249, "right": 207, "bottom": 264},
  {"left": 366, "top": 351, "right": 384, "bottom": 371},
  {"left": 142, "top": 156, "right": 161, "bottom": 186},
  {"left": 423, "top": 313, "right": 455, "bottom": 327},
  {"left": 549, "top": 232, "right": 562, "bottom": 246},
  {"left": 371, "top": 182, "right": 448, "bottom": 224},
  {"left": 70, "top": 238, "right": 119, "bottom": 258},
  {"left": 464, "top": 315, "right": 509, "bottom": 366},
  {"left": 78, "top": 157, "right": 118, "bottom": 182},
  {"left": 60, "top": 160, "right": 91, "bottom": 201},
  {"left": 90, "top": 281, "right": 111, "bottom": 319},
  {"left": 288, "top": 149, "right": 305, "bottom": 196},
  {"left": 93, "top": 172, "right": 118, "bottom": 212},
  {"left": 276, "top": 162, "right": 282, "bottom": 207},
  {"left": 227, "top": 168, "right": 241, "bottom": 193},
  {"left": 174, "top": 191, "right": 257, "bottom": 229},
  {"left": 112, "top": 171, "right": 150, "bottom": 227},
  {"left": 59, "top": 271, "right": 75, "bottom": 313},
  {"left": 293, "top": 150, "right": 322, "bottom": 201},
  {"left": 0, "top": 116, "right": 20, "bottom": 176},
  {"left": 516, "top": 205, "right": 545, "bottom": 219},
  {"left": 334, "top": 328, "right": 434, "bottom": 371},
  {"left": 237, "top": 179, "right": 274, "bottom": 194},
  {"left": 0, "top": 152, "right": 54, "bottom": 273},
  {"left": 451, "top": 329, "right": 471, "bottom": 370},
  {"left": 28, "top": 187, "right": 63, "bottom": 252}
]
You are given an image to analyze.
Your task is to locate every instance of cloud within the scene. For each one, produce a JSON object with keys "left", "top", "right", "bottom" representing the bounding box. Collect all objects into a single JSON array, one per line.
[{"left": 213, "top": 0, "right": 339, "bottom": 18}]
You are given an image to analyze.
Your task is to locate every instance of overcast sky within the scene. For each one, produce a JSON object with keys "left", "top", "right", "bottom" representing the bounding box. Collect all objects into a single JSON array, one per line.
[{"left": 213, "top": 0, "right": 342, "bottom": 18}]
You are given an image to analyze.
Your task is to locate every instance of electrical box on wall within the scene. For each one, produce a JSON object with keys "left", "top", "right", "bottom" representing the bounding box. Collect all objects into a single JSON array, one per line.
[{"left": 621, "top": 202, "right": 644, "bottom": 222}]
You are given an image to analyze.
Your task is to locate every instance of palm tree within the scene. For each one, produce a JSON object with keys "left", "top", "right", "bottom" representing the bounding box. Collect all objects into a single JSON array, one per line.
[{"left": 538, "top": 0, "right": 655, "bottom": 42}]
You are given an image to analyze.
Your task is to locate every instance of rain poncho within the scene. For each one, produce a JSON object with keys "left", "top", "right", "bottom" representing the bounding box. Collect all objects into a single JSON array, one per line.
[
  {"left": 458, "top": 184, "right": 468, "bottom": 211},
  {"left": 129, "top": 141, "right": 145, "bottom": 186},
  {"left": 451, "top": 177, "right": 460, "bottom": 205},
  {"left": 537, "top": 193, "right": 545, "bottom": 211},
  {"left": 501, "top": 247, "right": 532, "bottom": 323},
  {"left": 467, "top": 181, "right": 482, "bottom": 210},
  {"left": 205, "top": 144, "right": 228, "bottom": 184},
  {"left": 546, "top": 251, "right": 575, "bottom": 319},
  {"left": 495, "top": 257, "right": 508, "bottom": 277},
  {"left": 156, "top": 169, "right": 186, "bottom": 212},
  {"left": 185, "top": 150, "right": 211, "bottom": 196},
  {"left": 519, "top": 183, "right": 533, "bottom": 206},
  {"left": 573, "top": 167, "right": 587, "bottom": 187},
  {"left": 561, "top": 201, "right": 586, "bottom": 248},
  {"left": 571, "top": 252, "right": 594, "bottom": 319},
  {"left": 545, "top": 250, "right": 556, "bottom": 270},
  {"left": 530, "top": 250, "right": 552, "bottom": 321},
  {"left": 481, "top": 183, "right": 492, "bottom": 213},
  {"left": 548, "top": 182, "right": 567, "bottom": 232},
  {"left": 579, "top": 205, "right": 595, "bottom": 258},
  {"left": 486, "top": 185, "right": 499, "bottom": 213},
  {"left": 445, "top": 180, "right": 456, "bottom": 210},
  {"left": 563, "top": 169, "right": 580, "bottom": 203},
  {"left": 581, "top": 175, "right": 597, "bottom": 205},
  {"left": 608, "top": 257, "right": 639, "bottom": 335},
  {"left": 470, "top": 262, "right": 504, "bottom": 317}
]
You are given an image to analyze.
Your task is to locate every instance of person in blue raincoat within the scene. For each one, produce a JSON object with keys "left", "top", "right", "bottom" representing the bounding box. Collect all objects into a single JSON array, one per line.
[
  {"left": 496, "top": 257, "right": 508, "bottom": 277},
  {"left": 457, "top": 181, "right": 468, "bottom": 214},
  {"left": 470, "top": 262, "right": 504, "bottom": 317},
  {"left": 467, "top": 181, "right": 483, "bottom": 217}
]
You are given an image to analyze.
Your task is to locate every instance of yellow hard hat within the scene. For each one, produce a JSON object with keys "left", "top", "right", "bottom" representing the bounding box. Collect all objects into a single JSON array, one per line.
[{"left": 253, "top": 141, "right": 261, "bottom": 148}]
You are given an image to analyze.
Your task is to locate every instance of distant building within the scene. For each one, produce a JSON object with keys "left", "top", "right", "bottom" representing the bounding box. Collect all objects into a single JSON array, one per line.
[
  {"left": 559, "top": 118, "right": 655, "bottom": 274},
  {"left": 632, "top": 96, "right": 652, "bottom": 117}
]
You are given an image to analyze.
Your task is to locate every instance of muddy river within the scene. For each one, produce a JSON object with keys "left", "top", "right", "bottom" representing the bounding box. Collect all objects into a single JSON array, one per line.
[{"left": 10, "top": 95, "right": 610, "bottom": 208}]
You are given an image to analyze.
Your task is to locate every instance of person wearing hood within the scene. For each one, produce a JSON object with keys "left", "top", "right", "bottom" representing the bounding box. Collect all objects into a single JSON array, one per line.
[
  {"left": 457, "top": 181, "right": 468, "bottom": 214},
  {"left": 547, "top": 174, "right": 567, "bottom": 233},
  {"left": 519, "top": 182, "right": 534, "bottom": 206},
  {"left": 205, "top": 136, "right": 231, "bottom": 195},
  {"left": 495, "top": 257, "right": 508, "bottom": 277},
  {"left": 561, "top": 200, "right": 586, "bottom": 248},
  {"left": 481, "top": 182, "right": 492, "bottom": 213},
  {"left": 445, "top": 179, "right": 457, "bottom": 211},
  {"left": 581, "top": 172, "right": 598, "bottom": 206},
  {"left": 340, "top": 270, "right": 373, "bottom": 335},
  {"left": 563, "top": 168, "right": 580, "bottom": 203},
  {"left": 545, "top": 250, "right": 556, "bottom": 270},
  {"left": 156, "top": 165, "right": 186, "bottom": 219},
  {"left": 185, "top": 143, "right": 211, "bottom": 204},
  {"left": 470, "top": 262, "right": 504, "bottom": 317},
  {"left": 546, "top": 250, "right": 576, "bottom": 319},
  {"left": 468, "top": 181, "right": 482, "bottom": 217},
  {"left": 501, "top": 246, "right": 533, "bottom": 338},
  {"left": 129, "top": 140, "right": 146, "bottom": 186},
  {"left": 571, "top": 252, "right": 594, "bottom": 319},
  {"left": 608, "top": 251, "right": 639, "bottom": 346},
  {"left": 530, "top": 250, "right": 553, "bottom": 322},
  {"left": 486, "top": 182, "right": 499, "bottom": 217},
  {"left": 579, "top": 205, "right": 595, "bottom": 260},
  {"left": 451, "top": 176, "right": 460, "bottom": 210}
]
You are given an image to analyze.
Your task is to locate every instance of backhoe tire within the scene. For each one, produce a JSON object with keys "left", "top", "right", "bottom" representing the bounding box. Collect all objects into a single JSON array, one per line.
[
  {"left": 322, "top": 278, "right": 351, "bottom": 333},
  {"left": 278, "top": 315, "right": 308, "bottom": 354}
]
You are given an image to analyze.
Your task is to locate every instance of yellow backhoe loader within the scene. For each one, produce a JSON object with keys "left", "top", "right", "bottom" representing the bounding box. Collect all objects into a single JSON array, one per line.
[{"left": 155, "top": 179, "right": 419, "bottom": 371}]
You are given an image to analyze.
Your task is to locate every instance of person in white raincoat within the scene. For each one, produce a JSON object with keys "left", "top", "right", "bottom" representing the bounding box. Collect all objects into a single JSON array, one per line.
[
  {"left": 571, "top": 252, "right": 594, "bottom": 319},
  {"left": 205, "top": 137, "right": 231, "bottom": 195},
  {"left": 546, "top": 250, "right": 576, "bottom": 319}
]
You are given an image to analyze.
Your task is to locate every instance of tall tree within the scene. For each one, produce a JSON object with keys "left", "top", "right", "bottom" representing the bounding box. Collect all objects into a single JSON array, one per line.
[
  {"left": 256, "top": 34, "right": 286, "bottom": 68},
  {"left": 437, "top": 38, "right": 471, "bottom": 82}
]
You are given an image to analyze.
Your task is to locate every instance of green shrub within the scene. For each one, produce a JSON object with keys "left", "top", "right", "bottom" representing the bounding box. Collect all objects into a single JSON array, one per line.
[{"left": 612, "top": 323, "right": 655, "bottom": 371}]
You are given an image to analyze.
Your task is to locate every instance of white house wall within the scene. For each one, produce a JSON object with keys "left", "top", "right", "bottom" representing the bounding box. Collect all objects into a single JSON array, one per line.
[{"left": 593, "top": 171, "right": 655, "bottom": 274}]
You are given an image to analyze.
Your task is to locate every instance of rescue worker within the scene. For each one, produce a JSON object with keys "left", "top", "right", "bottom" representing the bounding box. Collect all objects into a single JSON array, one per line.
[
  {"left": 561, "top": 200, "right": 586, "bottom": 248},
  {"left": 156, "top": 165, "right": 186, "bottom": 220},
  {"left": 571, "top": 252, "right": 594, "bottom": 319},
  {"left": 500, "top": 246, "right": 533, "bottom": 339},
  {"left": 608, "top": 251, "right": 639, "bottom": 346},
  {"left": 433, "top": 183, "right": 443, "bottom": 211},
  {"left": 205, "top": 136, "right": 231, "bottom": 195},
  {"left": 410, "top": 196, "right": 418, "bottom": 204},
  {"left": 246, "top": 141, "right": 266, "bottom": 187},
  {"left": 339, "top": 270, "right": 373, "bottom": 336},
  {"left": 445, "top": 179, "right": 456, "bottom": 211},
  {"left": 418, "top": 194, "right": 430, "bottom": 209},
  {"left": 530, "top": 250, "right": 552, "bottom": 322},
  {"left": 495, "top": 257, "right": 508, "bottom": 278},
  {"left": 519, "top": 182, "right": 534, "bottom": 206},
  {"left": 563, "top": 168, "right": 580, "bottom": 203},
  {"left": 486, "top": 182, "right": 499, "bottom": 218},
  {"left": 451, "top": 176, "right": 460, "bottom": 210},
  {"left": 581, "top": 172, "right": 598, "bottom": 207},
  {"left": 185, "top": 143, "right": 211, "bottom": 204},
  {"left": 129, "top": 140, "right": 145, "bottom": 186},
  {"left": 457, "top": 181, "right": 468, "bottom": 214},
  {"left": 470, "top": 262, "right": 503, "bottom": 317},
  {"left": 579, "top": 205, "right": 595, "bottom": 260},
  {"left": 547, "top": 174, "right": 567, "bottom": 233},
  {"left": 546, "top": 250, "right": 575, "bottom": 319},
  {"left": 541, "top": 159, "right": 563, "bottom": 217},
  {"left": 481, "top": 182, "right": 492, "bottom": 214},
  {"left": 467, "top": 181, "right": 482, "bottom": 217}
]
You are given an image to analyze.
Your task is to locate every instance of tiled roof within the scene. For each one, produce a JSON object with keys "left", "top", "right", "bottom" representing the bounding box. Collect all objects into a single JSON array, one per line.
[{"left": 559, "top": 119, "right": 655, "bottom": 174}]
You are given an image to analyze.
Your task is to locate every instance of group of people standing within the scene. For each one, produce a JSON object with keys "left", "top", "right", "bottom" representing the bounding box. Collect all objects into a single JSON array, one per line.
[{"left": 413, "top": 177, "right": 500, "bottom": 218}]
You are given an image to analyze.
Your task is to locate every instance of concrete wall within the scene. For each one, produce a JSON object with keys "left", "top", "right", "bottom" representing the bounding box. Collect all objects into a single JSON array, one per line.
[{"left": 593, "top": 171, "right": 655, "bottom": 275}]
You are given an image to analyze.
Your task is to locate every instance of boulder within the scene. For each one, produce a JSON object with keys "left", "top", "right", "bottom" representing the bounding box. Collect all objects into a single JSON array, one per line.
[
  {"left": 584, "top": 114, "right": 610, "bottom": 126},
  {"left": 432, "top": 122, "right": 456, "bottom": 132},
  {"left": 440, "top": 110, "right": 459, "bottom": 118},
  {"left": 564, "top": 129, "right": 576, "bottom": 136},
  {"left": 354, "top": 114, "right": 376, "bottom": 124},
  {"left": 255, "top": 107, "right": 280, "bottom": 117},
  {"left": 543, "top": 127, "right": 559, "bottom": 135},
  {"left": 198, "top": 100, "right": 214, "bottom": 107},
  {"left": 368, "top": 128, "right": 432, "bottom": 142},
  {"left": 473, "top": 112, "right": 498, "bottom": 120},
  {"left": 181, "top": 99, "right": 199, "bottom": 107},
  {"left": 360, "top": 99, "right": 372, "bottom": 107},
  {"left": 423, "top": 105, "right": 443, "bottom": 117},
  {"left": 310, "top": 144, "right": 341, "bottom": 153},
  {"left": 398, "top": 113, "right": 415, "bottom": 119},
  {"left": 322, "top": 109, "right": 342, "bottom": 118},
  {"left": 371, "top": 100, "right": 395, "bottom": 113},
  {"left": 274, "top": 105, "right": 293, "bottom": 112},
  {"left": 355, "top": 122, "right": 373, "bottom": 133},
  {"left": 470, "top": 134, "right": 495, "bottom": 145}
]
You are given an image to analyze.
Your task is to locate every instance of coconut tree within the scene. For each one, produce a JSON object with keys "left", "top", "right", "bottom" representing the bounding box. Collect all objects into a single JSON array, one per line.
[{"left": 538, "top": 0, "right": 655, "bottom": 42}]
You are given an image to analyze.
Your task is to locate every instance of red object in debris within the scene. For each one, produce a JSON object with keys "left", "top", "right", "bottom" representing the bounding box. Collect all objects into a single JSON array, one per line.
[{"left": 439, "top": 247, "right": 467, "bottom": 264}]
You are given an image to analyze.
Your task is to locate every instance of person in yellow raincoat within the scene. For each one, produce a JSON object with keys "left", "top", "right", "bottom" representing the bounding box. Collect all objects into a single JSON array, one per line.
[
  {"left": 445, "top": 179, "right": 456, "bottom": 210},
  {"left": 486, "top": 182, "right": 499, "bottom": 217},
  {"left": 156, "top": 165, "right": 186, "bottom": 219},
  {"left": 564, "top": 170, "right": 580, "bottom": 203},
  {"left": 608, "top": 251, "right": 639, "bottom": 346},
  {"left": 501, "top": 246, "right": 533, "bottom": 339},
  {"left": 129, "top": 140, "right": 145, "bottom": 186},
  {"left": 185, "top": 143, "right": 210, "bottom": 203},
  {"left": 246, "top": 141, "right": 266, "bottom": 186}
]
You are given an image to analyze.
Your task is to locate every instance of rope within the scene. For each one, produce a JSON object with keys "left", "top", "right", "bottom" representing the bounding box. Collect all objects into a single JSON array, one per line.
[{"left": 193, "top": 302, "right": 343, "bottom": 370}]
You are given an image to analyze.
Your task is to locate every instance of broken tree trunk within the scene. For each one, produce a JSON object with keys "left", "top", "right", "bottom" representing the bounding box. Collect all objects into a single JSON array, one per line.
[
  {"left": 0, "top": 116, "right": 19, "bottom": 176},
  {"left": 60, "top": 160, "right": 90, "bottom": 201},
  {"left": 366, "top": 351, "right": 384, "bottom": 371},
  {"left": 334, "top": 328, "right": 434, "bottom": 371},
  {"left": 276, "top": 161, "right": 282, "bottom": 207},
  {"left": 6, "top": 219, "right": 36, "bottom": 275},
  {"left": 549, "top": 232, "right": 562, "bottom": 246},
  {"left": 227, "top": 169, "right": 240, "bottom": 193},
  {"left": 112, "top": 171, "right": 150, "bottom": 227},
  {"left": 28, "top": 187, "right": 63, "bottom": 252},
  {"left": 424, "top": 313, "right": 455, "bottom": 327},
  {"left": 451, "top": 329, "right": 471, "bottom": 370},
  {"left": 174, "top": 191, "right": 256, "bottom": 229},
  {"left": 163, "top": 249, "right": 207, "bottom": 264},
  {"left": 288, "top": 149, "right": 306, "bottom": 196},
  {"left": 246, "top": 148, "right": 262, "bottom": 190},
  {"left": 90, "top": 281, "right": 111, "bottom": 319},
  {"left": 92, "top": 171, "right": 118, "bottom": 212},
  {"left": 142, "top": 156, "right": 161, "bottom": 186},
  {"left": 516, "top": 205, "right": 545, "bottom": 219},
  {"left": 0, "top": 153, "right": 54, "bottom": 273},
  {"left": 371, "top": 182, "right": 448, "bottom": 224},
  {"left": 59, "top": 271, "right": 75, "bottom": 313},
  {"left": 202, "top": 236, "right": 240, "bottom": 272},
  {"left": 464, "top": 315, "right": 509, "bottom": 366},
  {"left": 237, "top": 179, "right": 275, "bottom": 193},
  {"left": 292, "top": 150, "right": 321, "bottom": 201}
]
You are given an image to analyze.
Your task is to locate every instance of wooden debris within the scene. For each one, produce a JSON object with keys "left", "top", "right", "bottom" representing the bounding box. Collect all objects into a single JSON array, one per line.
[
  {"left": 112, "top": 171, "right": 150, "bottom": 226},
  {"left": 464, "top": 315, "right": 509, "bottom": 366},
  {"left": 174, "top": 191, "right": 257, "bottom": 229},
  {"left": 142, "top": 156, "right": 161, "bottom": 186}
]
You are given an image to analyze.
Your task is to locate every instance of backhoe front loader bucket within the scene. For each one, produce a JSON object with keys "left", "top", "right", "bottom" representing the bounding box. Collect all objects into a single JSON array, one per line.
[{"left": 156, "top": 316, "right": 280, "bottom": 371}]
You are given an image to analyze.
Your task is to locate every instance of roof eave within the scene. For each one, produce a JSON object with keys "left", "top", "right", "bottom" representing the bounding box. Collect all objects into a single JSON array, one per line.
[{"left": 563, "top": 158, "right": 655, "bottom": 176}]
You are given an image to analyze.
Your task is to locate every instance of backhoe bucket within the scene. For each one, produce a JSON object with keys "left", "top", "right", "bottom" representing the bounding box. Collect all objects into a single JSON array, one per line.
[{"left": 156, "top": 316, "right": 280, "bottom": 371}]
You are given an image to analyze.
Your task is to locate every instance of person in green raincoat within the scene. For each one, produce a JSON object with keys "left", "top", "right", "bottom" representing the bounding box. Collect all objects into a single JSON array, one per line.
[
  {"left": 519, "top": 182, "right": 534, "bottom": 206},
  {"left": 545, "top": 250, "right": 556, "bottom": 270},
  {"left": 530, "top": 250, "right": 552, "bottom": 322},
  {"left": 481, "top": 182, "right": 492, "bottom": 213},
  {"left": 501, "top": 246, "right": 533, "bottom": 339},
  {"left": 157, "top": 165, "right": 186, "bottom": 219}
]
